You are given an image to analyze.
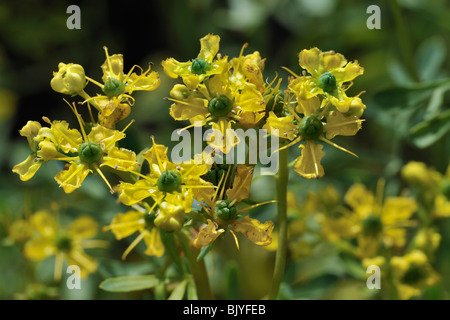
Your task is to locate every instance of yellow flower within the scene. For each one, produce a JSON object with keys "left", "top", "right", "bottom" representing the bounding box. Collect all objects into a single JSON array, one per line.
[
  {"left": 13, "top": 106, "right": 138, "bottom": 193},
  {"left": 103, "top": 210, "right": 164, "bottom": 260},
  {"left": 341, "top": 182, "right": 417, "bottom": 258},
  {"left": 263, "top": 95, "right": 363, "bottom": 178},
  {"left": 86, "top": 47, "right": 160, "bottom": 121},
  {"left": 24, "top": 211, "right": 105, "bottom": 280},
  {"left": 390, "top": 250, "right": 440, "bottom": 300},
  {"left": 50, "top": 63, "right": 86, "bottom": 95},
  {"left": 192, "top": 165, "right": 275, "bottom": 249},
  {"left": 288, "top": 47, "right": 365, "bottom": 113},
  {"left": 162, "top": 33, "right": 229, "bottom": 90},
  {"left": 117, "top": 139, "right": 213, "bottom": 223},
  {"left": 166, "top": 38, "right": 273, "bottom": 152},
  {"left": 12, "top": 121, "right": 46, "bottom": 181}
]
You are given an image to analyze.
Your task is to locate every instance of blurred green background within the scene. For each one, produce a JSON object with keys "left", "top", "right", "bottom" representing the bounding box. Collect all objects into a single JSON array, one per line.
[{"left": 0, "top": 0, "right": 449, "bottom": 299}]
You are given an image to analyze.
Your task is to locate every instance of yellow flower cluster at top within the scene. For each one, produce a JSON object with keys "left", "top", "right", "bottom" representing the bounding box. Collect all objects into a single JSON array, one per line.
[
  {"left": 263, "top": 47, "right": 366, "bottom": 178},
  {"left": 13, "top": 36, "right": 281, "bottom": 261},
  {"left": 12, "top": 34, "right": 367, "bottom": 264}
]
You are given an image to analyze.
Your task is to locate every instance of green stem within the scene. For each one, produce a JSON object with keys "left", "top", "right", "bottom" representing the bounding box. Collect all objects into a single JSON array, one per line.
[
  {"left": 268, "top": 147, "right": 289, "bottom": 299},
  {"left": 176, "top": 231, "right": 214, "bottom": 300}
]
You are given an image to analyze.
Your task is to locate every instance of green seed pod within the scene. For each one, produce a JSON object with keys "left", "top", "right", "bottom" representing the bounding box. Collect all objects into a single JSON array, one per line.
[
  {"left": 191, "top": 57, "right": 210, "bottom": 75},
  {"left": 361, "top": 214, "right": 383, "bottom": 237},
  {"left": 299, "top": 116, "right": 323, "bottom": 140},
  {"left": 215, "top": 200, "right": 237, "bottom": 221},
  {"left": 157, "top": 170, "right": 182, "bottom": 193},
  {"left": 265, "top": 89, "right": 285, "bottom": 115},
  {"left": 103, "top": 78, "right": 126, "bottom": 98},
  {"left": 78, "top": 142, "right": 103, "bottom": 164},
  {"left": 208, "top": 95, "right": 233, "bottom": 117},
  {"left": 55, "top": 235, "right": 72, "bottom": 252},
  {"left": 318, "top": 72, "right": 337, "bottom": 94}
]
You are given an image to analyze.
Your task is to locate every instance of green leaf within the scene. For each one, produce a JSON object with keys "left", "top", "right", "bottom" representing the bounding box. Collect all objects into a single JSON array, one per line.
[
  {"left": 416, "top": 36, "right": 447, "bottom": 82},
  {"left": 168, "top": 279, "right": 188, "bottom": 300},
  {"left": 410, "top": 109, "right": 450, "bottom": 148},
  {"left": 373, "top": 79, "right": 450, "bottom": 110},
  {"left": 99, "top": 275, "right": 159, "bottom": 292},
  {"left": 196, "top": 242, "right": 213, "bottom": 261}
]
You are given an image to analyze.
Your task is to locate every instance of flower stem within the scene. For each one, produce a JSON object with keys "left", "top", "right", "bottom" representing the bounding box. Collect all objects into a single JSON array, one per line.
[
  {"left": 176, "top": 231, "right": 214, "bottom": 300},
  {"left": 268, "top": 147, "right": 289, "bottom": 299}
]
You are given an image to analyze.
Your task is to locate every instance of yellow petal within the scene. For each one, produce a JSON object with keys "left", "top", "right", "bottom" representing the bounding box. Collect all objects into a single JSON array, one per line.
[
  {"left": 118, "top": 179, "right": 157, "bottom": 206},
  {"left": 127, "top": 70, "right": 160, "bottom": 93},
  {"left": 12, "top": 154, "right": 43, "bottom": 181},
  {"left": 101, "top": 53, "right": 124, "bottom": 82},
  {"left": 293, "top": 142, "right": 325, "bottom": 179},
  {"left": 381, "top": 197, "right": 417, "bottom": 226},
  {"left": 237, "top": 111, "right": 265, "bottom": 129},
  {"left": 67, "top": 216, "right": 98, "bottom": 240},
  {"left": 169, "top": 96, "right": 208, "bottom": 123},
  {"left": 288, "top": 75, "right": 322, "bottom": 100},
  {"left": 54, "top": 162, "right": 91, "bottom": 193},
  {"left": 198, "top": 34, "right": 221, "bottom": 62},
  {"left": 263, "top": 112, "right": 298, "bottom": 141},
  {"left": 50, "top": 120, "right": 83, "bottom": 153},
  {"left": 143, "top": 228, "right": 165, "bottom": 257},
  {"left": 333, "top": 61, "right": 364, "bottom": 83},
  {"left": 88, "top": 124, "right": 126, "bottom": 151},
  {"left": 98, "top": 103, "right": 131, "bottom": 128},
  {"left": 207, "top": 119, "right": 240, "bottom": 154},
  {"left": 236, "top": 88, "right": 265, "bottom": 112},
  {"left": 324, "top": 111, "right": 362, "bottom": 139},
  {"left": 296, "top": 96, "right": 321, "bottom": 116},
  {"left": 101, "top": 147, "right": 137, "bottom": 171},
  {"left": 226, "top": 165, "right": 254, "bottom": 203},
  {"left": 321, "top": 51, "right": 347, "bottom": 70},
  {"left": 232, "top": 216, "right": 274, "bottom": 246},
  {"left": 344, "top": 183, "right": 375, "bottom": 218},
  {"left": 298, "top": 47, "right": 322, "bottom": 75},
  {"left": 37, "top": 139, "right": 63, "bottom": 161},
  {"left": 24, "top": 237, "right": 56, "bottom": 261},
  {"left": 161, "top": 58, "right": 191, "bottom": 78},
  {"left": 142, "top": 143, "right": 169, "bottom": 167},
  {"left": 30, "top": 210, "right": 57, "bottom": 238},
  {"left": 193, "top": 220, "right": 225, "bottom": 248},
  {"left": 106, "top": 211, "right": 145, "bottom": 240}
]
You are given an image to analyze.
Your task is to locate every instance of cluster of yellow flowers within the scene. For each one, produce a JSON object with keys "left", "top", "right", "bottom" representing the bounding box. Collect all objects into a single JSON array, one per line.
[
  {"left": 283, "top": 160, "right": 450, "bottom": 299},
  {"left": 12, "top": 34, "right": 370, "bottom": 292}
]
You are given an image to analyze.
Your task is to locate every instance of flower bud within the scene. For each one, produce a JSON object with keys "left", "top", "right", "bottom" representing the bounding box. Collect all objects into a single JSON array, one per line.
[
  {"left": 154, "top": 202, "right": 185, "bottom": 232},
  {"left": 51, "top": 63, "right": 86, "bottom": 95},
  {"left": 401, "top": 161, "right": 439, "bottom": 189},
  {"left": 170, "top": 84, "right": 190, "bottom": 100},
  {"left": 19, "top": 121, "right": 42, "bottom": 151}
]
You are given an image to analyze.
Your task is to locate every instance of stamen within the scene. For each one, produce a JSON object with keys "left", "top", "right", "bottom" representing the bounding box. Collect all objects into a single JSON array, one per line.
[
  {"left": 235, "top": 200, "right": 278, "bottom": 214},
  {"left": 319, "top": 137, "right": 358, "bottom": 158},
  {"left": 122, "top": 231, "right": 147, "bottom": 260}
]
